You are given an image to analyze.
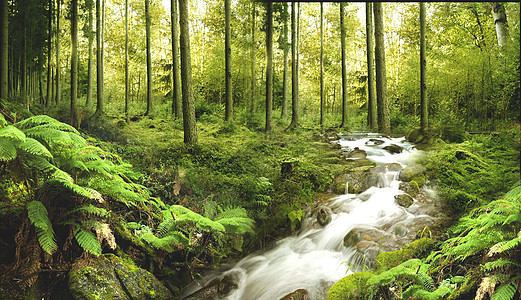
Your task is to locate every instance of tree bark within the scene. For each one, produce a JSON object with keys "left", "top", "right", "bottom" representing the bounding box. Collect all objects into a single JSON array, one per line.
[
  {"left": 55, "top": 0, "right": 61, "bottom": 105},
  {"left": 179, "top": 0, "right": 197, "bottom": 146},
  {"left": 144, "top": 0, "right": 153, "bottom": 116},
  {"left": 45, "top": 0, "right": 52, "bottom": 107},
  {"left": 492, "top": 2, "right": 509, "bottom": 47},
  {"left": 281, "top": 2, "right": 288, "bottom": 119},
  {"left": 250, "top": 2, "right": 255, "bottom": 114},
  {"left": 320, "top": 2, "right": 324, "bottom": 126},
  {"left": 86, "top": 0, "right": 94, "bottom": 111},
  {"left": 340, "top": 2, "right": 348, "bottom": 128},
  {"left": 265, "top": 2, "right": 273, "bottom": 132},
  {"left": 366, "top": 2, "right": 377, "bottom": 132},
  {"left": 224, "top": 0, "right": 233, "bottom": 122},
  {"left": 287, "top": 2, "right": 299, "bottom": 130},
  {"left": 171, "top": 0, "right": 182, "bottom": 119},
  {"left": 125, "top": 0, "right": 129, "bottom": 121},
  {"left": 420, "top": 2, "right": 428, "bottom": 133},
  {"left": 70, "top": 0, "right": 79, "bottom": 128},
  {"left": 0, "top": 0, "right": 8, "bottom": 101},
  {"left": 94, "top": 0, "right": 104, "bottom": 117},
  {"left": 373, "top": 2, "right": 390, "bottom": 134}
]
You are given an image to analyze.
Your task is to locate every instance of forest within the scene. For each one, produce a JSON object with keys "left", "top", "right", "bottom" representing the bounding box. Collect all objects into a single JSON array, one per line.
[{"left": 0, "top": 0, "right": 519, "bottom": 299}]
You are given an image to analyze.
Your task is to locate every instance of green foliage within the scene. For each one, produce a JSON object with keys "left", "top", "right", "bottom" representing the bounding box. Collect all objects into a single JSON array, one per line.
[
  {"left": 73, "top": 227, "right": 102, "bottom": 256},
  {"left": 375, "top": 237, "right": 434, "bottom": 270},
  {"left": 27, "top": 201, "right": 57, "bottom": 255},
  {"left": 327, "top": 272, "right": 374, "bottom": 300}
]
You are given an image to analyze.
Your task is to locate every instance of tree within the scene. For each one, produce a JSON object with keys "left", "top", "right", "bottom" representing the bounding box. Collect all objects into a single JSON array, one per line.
[
  {"left": 171, "top": 0, "right": 181, "bottom": 119},
  {"left": 94, "top": 0, "right": 104, "bottom": 117},
  {"left": 179, "top": 0, "right": 197, "bottom": 146},
  {"left": 125, "top": 0, "right": 129, "bottom": 121},
  {"left": 320, "top": 2, "right": 324, "bottom": 126},
  {"left": 287, "top": 2, "right": 299, "bottom": 131},
  {"left": 55, "top": 0, "right": 61, "bottom": 105},
  {"left": 373, "top": 2, "right": 390, "bottom": 134},
  {"left": 70, "top": 0, "right": 79, "bottom": 128},
  {"left": 250, "top": 2, "right": 256, "bottom": 114},
  {"left": 224, "top": 0, "right": 232, "bottom": 122},
  {"left": 339, "top": 2, "right": 348, "bottom": 129},
  {"left": 86, "top": 0, "right": 94, "bottom": 111},
  {"left": 491, "top": 2, "right": 509, "bottom": 47},
  {"left": 366, "top": 2, "right": 377, "bottom": 132},
  {"left": 420, "top": 2, "right": 427, "bottom": 133},
  {"left": 144, "top": 0, "right": 153, "bottom": 116},
  {"left": 45, "top": 0, "right": 52, "bottom": 107},
  {"left": 280, "top": 2, "right": 289, "bottom": 119},
  {"left": 265, "top": 1, "right": 273, "bottom": 132},
  {"left": 0, "top": 0, "right": 8, "bottom": 101}
]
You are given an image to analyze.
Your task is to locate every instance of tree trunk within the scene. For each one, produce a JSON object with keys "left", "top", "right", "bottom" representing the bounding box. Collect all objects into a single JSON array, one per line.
[
  {"left": 373, "top": 2, "right": 390, "bottom": 134},
  {"left": 45, "top": 0, "right": 52, "bottom": 107},
  {"left": 171, "top": 0, "right": 181, "bottom": 119},
  {"left": 179, "top": 0, "right": 197, "bottom": 146},
  {"left": 94, "top": 0, "right": 104, "bottom": 117},
  {"left": 144, "top": 0, "right": 153, "bottom": 116},
  {"left": 320, "top": 2, "right": 324, "bottom": 126},
  {"left": 492, "top": 2, "right": 509, "bottom": 47},
  {"left": 250, "top": 2, "right": 255, "bottom": 114},
  {"left": 265, "top": 2, "right": 273, "bottom": 132},
  {"left": 224, "top": 0, "right": 233, "bottom": 122},
  {"left": 281, "top": 2, "right": 288, "bottom": 119},
  {"left": 340, "top": 2, "right": 348, "bottom": 128},
  {"left": 55, "top": 0, "right": 61, "bottom": 105},
  {"left": 366, "top": 2, "right": 377, "bottom": 132},
  {"left": 22, "top": 27, "right": 27, "bottom": 108},
  {"left": 86, "top": 0, "right": 94, "bottom": 111},
  {"left": 287, "top": 2, "right": 299, "bottom": 130},
  {"left": 125, "top": 0, "right": 129, "bottom": 121},
  {"left": 70, "top": 0, "right": 79, "bottom": 128},
  {"left": 420, "top": 2, "right": 428, "bottom": 133},
  {"left": 0, "top": 0, "right": 8, "bottom": 101}
]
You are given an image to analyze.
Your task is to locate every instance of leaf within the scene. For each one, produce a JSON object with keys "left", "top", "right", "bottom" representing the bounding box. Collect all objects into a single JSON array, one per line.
[
  {"left": 0, "top": 125, "right": 26, "bottom": 141},
  {"left": 0, "top": 138, "right": 17, "bottom": 161},
  {"left": 27, "top": 201, "right": 57, "bottom": 255},
  {"left": 74, "top": 227, "right": 102, "bottom": 256},
  {"left": 18, "top": 137, "right": 52, "bottom": 158}
]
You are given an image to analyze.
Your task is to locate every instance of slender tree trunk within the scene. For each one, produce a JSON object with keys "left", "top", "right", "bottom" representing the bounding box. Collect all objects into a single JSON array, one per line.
[
  {"left": 373, "top": 2, "right": 390, "bottom": 134},
  {"left": 287, "top": 2, "right": 299, "bottom": 130},
  {"left": 281, "top": 3, "right": 288, "bottom": 119},
  {"left": 492, "top": 2, "right": 509, "bottom": 47},
  {"left": 86, "top": 0, "right": 94, "bottom": 111},
  {"left": 45, "top": 0, "right": 52, "bottom": 107},
  {"left": 94, "top": 0, "right": 104, "bottom": 116},
  {"left": 70, "top": 0, "right": 79, "bottom": 128},
  {"left": 420, "top": 2, "right": 427, "bottom": 133},
  {"left": 55, "top": 0, "right": 61, "bottom": 105},
  {"left": 22, "top": 27, "right": 27, "bottom": 108},
  {"left": 144, "top": 0, "right": 153, "bottom": 115},
  {"left": 0, "top": 0, "right": 8, "bottom": 101},
  {"left": 340, "top": 2, "right": 348, "bottom": 128},
  {"left": 265, "top": 2, "right": 273, "bottom": 132},
  {"left": 366, "top": 2, "right": 377, "bottom": 132},
  {"left": 250, "top": 2, "right": 255, "bottom": 114},
  {"left": 179, "top": 0, "right": 197, "bottom": 146},
  {"left": 125, "top": 0, "right": 129, "bottom": 121},
  {"left": 224, "top": 0, "right": 233, "bottom": 122},
  {"left": 320, "top": 2, "right": 324, "bottom": 126},
  {"left": 171, "top": 0, "right": 182, "bottom": 119}
]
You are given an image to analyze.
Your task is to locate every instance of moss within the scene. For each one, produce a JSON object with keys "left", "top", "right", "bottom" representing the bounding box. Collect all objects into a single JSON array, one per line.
[
  {"left": 375, "top": 238, "right": 434, "bottom": 271},
  {"left": 327, "top": 272, "right": 374, "bottom": 300},
  {"left": 446, "top": 271, "right": 480, "bottom": 300}
]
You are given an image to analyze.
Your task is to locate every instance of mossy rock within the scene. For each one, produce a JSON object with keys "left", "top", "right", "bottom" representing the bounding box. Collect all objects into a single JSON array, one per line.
[
  {"left": 395, "top": 194, "right": 414, "bottom": 208},
  {"left": 375, "top": 238, "right": 434, "bottom": 271},
  {"left": 68, "top": 254, "right": 173, "bottom": 300},
  {"left": 280, "top": 289, "right": 310, "bottom": 300},
  {"left": 327, "top": 272, "right": 374, "bottom": 300},
  {"left": 399, "top": 165, "right": 426, "bottom": 186}
]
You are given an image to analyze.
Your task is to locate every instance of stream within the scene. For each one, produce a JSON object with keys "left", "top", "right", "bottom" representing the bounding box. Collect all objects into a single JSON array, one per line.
[{"left": 183, "top": 133, "right": 440, "bottom": 300}]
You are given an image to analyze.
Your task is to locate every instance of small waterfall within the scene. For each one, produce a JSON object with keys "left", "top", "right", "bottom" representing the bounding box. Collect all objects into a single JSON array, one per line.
[{"left": 183, "top": 134, "right": 437, "bottom": 300}]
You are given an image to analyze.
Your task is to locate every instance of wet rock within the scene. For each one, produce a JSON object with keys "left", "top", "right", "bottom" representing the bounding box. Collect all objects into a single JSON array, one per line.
[
  {"left": 399, "top": 165, "right": 427, "bottom": 186},
  {"left": 344, "top": 227, "right": 387, "bottom": 248},
  {"left": 330, "top": 143, "right": 341, "bottom": 150},
  {"left": 345, "top": 172, "right": 366, "bottom": 194},
  {"left": 383, "top": 144, "right": 403, "bottom": 154},
  {"left": 68, "top": 254, "right": 173, "bottom": 300},
  {"left": 183, "top": 279, "right": 219, "bottom": 300},
  {"left": 389, "top": 216, "right": 436, "bottom": 239},
  {"left": 317, "top": 206, "right": 333, "bottom": 226},
  {"left": 218, "top": 273, "right": 240, "bottom": 297},
  {"left": 280, "top": 289, "right": 310, "bottom": 300},
  {"left": 395, "top": 194, "right": 414, "bottom": 208},
  {"left": 399, "top": 181, "right": 420, "bottom": 197},
  {"left": 183, "top": 273, "right": 240, "bottom": 300},
  {"left": 344, "top": 158, "right": 376, "bottom": 171},
  {"left": 387, "top": 163, "right": 403, "bottom": 172},
  {"left": 330, "top": 174, "right": 347, "bottom": 194},
  {"left": 366, "top": 138, "right": 385, "bottom": 146},
  {"left": 347, "top": 147, "right": 367, "bottom": 159}
]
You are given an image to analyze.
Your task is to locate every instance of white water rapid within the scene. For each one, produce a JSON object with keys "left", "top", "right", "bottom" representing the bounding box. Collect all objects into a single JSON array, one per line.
[{"left": 184, "top": 133, "right": 437, "bottom": 300}]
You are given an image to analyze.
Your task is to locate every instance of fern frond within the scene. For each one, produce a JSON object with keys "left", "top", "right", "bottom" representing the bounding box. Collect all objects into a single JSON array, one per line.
[
  {"left": 17, "top": 137, "right": 52, "bottom": 158},
  {"left": 482, "top": 259, "right": 521, "bottom": 273},
  {"left": 15, "top": 115, "right": 79, "bottom": 133},
  {"left": 157, "top": 217, "right": 176, "bottom": 238},
  {"left": 417, "top": 272, "right": 435, "bottom": 292},
  {"left": 27, "top": 201, "right": 57, "bottom": 255},
  {"left": 503, "top": 186, "right": 521, "bottom": 202},
  {"left": 0, "top": 114, "right": 7, "bottom": 127},
  {"left": 73, "top": 227, "right": 102, "bottom": 256},
  {"left": 140, "top": 232, "right": 188, "bottom": 252},
  {"left": 73, "top": 204, "right": 110, "bottom": 218},
  {"left": 0, "top": 138, "right": 17, "bottom": 161},
  {"left": 0, "top": 125, "right": 26, "bottom": 141},
  {"left": 499, "top": 235, "right": 521, "bottom": 253},
  {"left": 170, "top": 205, "right": 225, "bottom": 232},
  {"left": 491, "top": 282, "right": 517, "bottom": 300},
  {"left": 214, "top": 207, "right": 255, "bottom": 234},
  {"left": 48, "top": 178, "right": 97, "bottom": 200}
]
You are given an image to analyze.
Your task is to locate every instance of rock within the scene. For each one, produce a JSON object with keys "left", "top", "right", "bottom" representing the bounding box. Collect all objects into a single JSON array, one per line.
[
  {"left": 330, "top": 143, "right": 341, "bottom": 150},
  {"left": 395, "top": 194, "right": 414, "bottom": 208},
  {"left": 183, "top": 279, "right": 219, "bottom": 300},
  {"left": 387, "top": 163, "right": 403, "bottom": 172},
  {"left": 184, "top": 273, "right": 240, "bottom": 300},
  {"left": 344, "top": 158, "right": 376, "bottom": 170},
  {"left": 68, "top": 254, "right": 173, "bottom": 300},
  {"left": 317, "top": 206, "right": 333, "bottom": 226},
  {"left": 345, "top": 172, "right": 366, "bottom": 194},
  {"left": 366, "top": 138, "right": 385, "bottom": 146},
  {"left": 280, "top": 289, "right": 310, "bottom": 300},
  {"left": 330, "top": 174, "right": 347, "bottom": 194},
  {"left": 347, "top": 147, "right": 367, "bottom": 159},
  {"left": 218, "top": 273, "right": 240, "bottom": 297},
  {"left": 399, "top": 165, "right": 427, "bottom": 186},
  {"left": 383, "top": 144, "right": 403, "bottom": 154},
  {"left": 344, "top": 227, "right": 386, "bottom": 248},
  {"left": 399, "top": 181, "right": 420, "bottom": 197},
  {"left": 407, "top": 128, "right": 423, "bottom": 143}
]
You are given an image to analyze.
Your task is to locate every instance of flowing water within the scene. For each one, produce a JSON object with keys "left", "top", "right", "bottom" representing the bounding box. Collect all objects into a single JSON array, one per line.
[{"left": 184, "top": 133, "right": 438, "bottom": 300}]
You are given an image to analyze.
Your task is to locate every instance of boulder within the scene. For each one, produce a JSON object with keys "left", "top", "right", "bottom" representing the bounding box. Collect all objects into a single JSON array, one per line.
[
  {"left": 280, "top": 289, "right": 310, "bottom": 300},
  {"left": 395, "top": 194, "right": 414, "bottom": 208},
  {"left": 366, "top": 138, "right": 385, "bottom": 146},
  {"left": 317, "top": 206, "right": 333, "bottom": 226},
  {"left": 383, "top": 144, "right": 403, "bottom": 154},
  {"left": 386, "top": 163, "right": 403, "bottom": 172},
  {"left": 68, "top": 254, "right": 173, "bottom": 300},
  {"left": 330, "top": 174, "right": 347, "bottom": 194},
  {"left": 399, "top": 181, "right": 420, "bottom": 197},
  {"left": 344, "top": 158, "right": 376, "bottom": 171},
  {"left": 183, "top": 273, "right": 240, "bottom": 300},
  {"left": 399, "top": 165, "right": 427, "bottom": 186},
  {"left": 347, "top": 147, "right": 367, "bottom": 159}
]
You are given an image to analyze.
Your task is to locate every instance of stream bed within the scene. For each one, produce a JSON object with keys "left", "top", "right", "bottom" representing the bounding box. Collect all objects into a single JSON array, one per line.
[{"left": 183, "top": 133, "right": 441, "bottom": 300}]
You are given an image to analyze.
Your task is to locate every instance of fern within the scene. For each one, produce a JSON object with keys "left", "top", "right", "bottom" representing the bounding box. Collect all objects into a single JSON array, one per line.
[
  {"left": 214, "top": 207, "right": 255, "bottom": 234},
  {"left": 169, "top": 205, "right": 225, "bottom": 232},
  {"left": 0, "top": 125, "right": 26, "bottom": 141},
  {"left": 71, "top": 204, "right": 110, "bottom": 218},
  {"left": 482, "top": 259, "right": 521, "bottom": 273},
  {"left": 491, "top": 282, "right": 517, "bottom": 300},
  {"left": 0, "top": 138, "right": 17, "bottom": 161},
  {"left": 417, "top": 271, "right": 435, "bottom": 292},
  {"left": 140, "top": 232, "right": 188, "bottom": 253},
  {"left": 73, "top": 227, "right": 102, "bottom": 256},
  {"left": 27, "top": 201, "right": 57, "bottom": 255},
  {"left": 17, "top": 138, "right": 52, "bottom": 158}
]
